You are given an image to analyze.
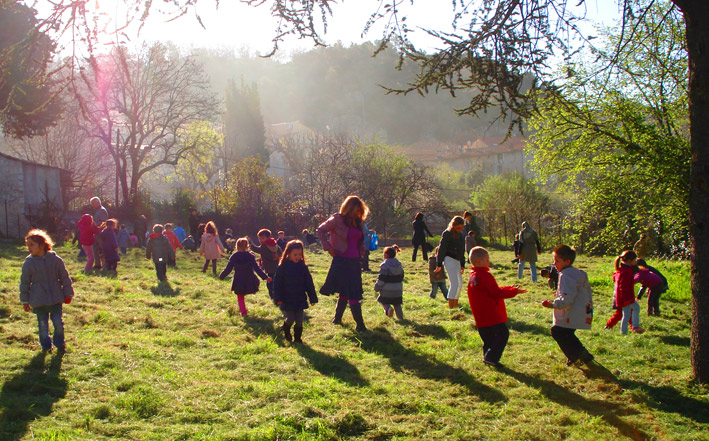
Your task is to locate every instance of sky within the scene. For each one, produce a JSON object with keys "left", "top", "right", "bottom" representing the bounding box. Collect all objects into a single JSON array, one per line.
[{"left": 39, "top": 0, "right": 623, "bottom": 58}]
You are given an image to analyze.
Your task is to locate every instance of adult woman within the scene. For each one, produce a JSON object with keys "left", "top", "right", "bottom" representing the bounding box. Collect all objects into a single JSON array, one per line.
[
  {"left": 435, "top": 216, "right": 466, "bottom": 308},
  {"left": 317, "top": 195, "right": 370, "bottom": 331},
  {"left": 517, "top": 221, "right": 541, "bottom": 282},
  {"left": 411, "top": 212, "right": 433, "bottom": 262}
]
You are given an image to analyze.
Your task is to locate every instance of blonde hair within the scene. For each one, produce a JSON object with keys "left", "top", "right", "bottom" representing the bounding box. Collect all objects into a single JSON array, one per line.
[
  {"left": 339, "top": 195, "right": 369, "bottom": 227},
  {"left": 25, "top": 229, "right": 54, "bottom": 252},
  {"left": 236, "top": 237, "right": 249, "bottom": 251},
  {"left": 469, "top": 246, "right": 489, "bottom": 266}
]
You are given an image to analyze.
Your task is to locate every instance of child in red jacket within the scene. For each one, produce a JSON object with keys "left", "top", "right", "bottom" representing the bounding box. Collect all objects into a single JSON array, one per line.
[
  {"left": 608, "top": 250, "right": 645, "bottom": 335},
  {"left": 467, "top": 246, "right": 526, "bottom": 368}
]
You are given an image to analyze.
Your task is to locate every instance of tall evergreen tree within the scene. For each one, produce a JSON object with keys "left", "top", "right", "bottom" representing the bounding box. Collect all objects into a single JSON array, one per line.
[{"left": 223, "top": 79, "right": 267, "bottom": 166}]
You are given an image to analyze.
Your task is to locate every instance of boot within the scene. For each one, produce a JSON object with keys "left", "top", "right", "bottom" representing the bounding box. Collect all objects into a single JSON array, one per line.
[
  {"left": 293, "top": 325, "right": 303, "bottom": 343},
  {"left": 448, "top": 298, "right": 458, "bottom": 309},
  {"left": 350, "top": 302, "right": 367, "bottom": 332},
  {"left": 282, "top": 322, "right": 293, "bottom": 342},
  {"left": 332, "top": 299, "right": 347, "bottom": 325}
]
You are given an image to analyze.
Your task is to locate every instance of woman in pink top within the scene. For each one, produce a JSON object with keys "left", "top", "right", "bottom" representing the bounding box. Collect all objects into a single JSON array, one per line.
[{"left": 317, "top": 195, "right": 370, "bottom": 331}]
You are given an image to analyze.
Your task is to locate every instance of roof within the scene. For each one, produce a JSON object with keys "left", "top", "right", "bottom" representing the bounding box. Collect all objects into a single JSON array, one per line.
[
  {"left": 0, "top": 151, "right": 72, "bottom": 174},
  {"left": 396, "top": 137, "right": 528, "bottom": 162}
]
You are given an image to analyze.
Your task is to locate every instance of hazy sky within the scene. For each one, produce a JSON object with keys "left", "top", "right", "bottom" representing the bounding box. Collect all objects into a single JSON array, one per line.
[{"left": 44, "top": 0, "right": 622, "bottom": 57}]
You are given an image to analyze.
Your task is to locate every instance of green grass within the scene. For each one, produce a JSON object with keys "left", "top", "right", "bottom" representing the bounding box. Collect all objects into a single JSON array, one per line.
[{"left": 0, "top": 241, "right": 706, "bottom": 440}]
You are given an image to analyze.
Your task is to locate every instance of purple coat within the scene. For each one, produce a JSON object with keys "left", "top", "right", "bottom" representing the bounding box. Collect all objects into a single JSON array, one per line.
[
  {"left": 100, "top": 228, "right": 120, "bottom": 262},
  {"left": 219, "top": 251, "right": 268, "bottom": 295}
]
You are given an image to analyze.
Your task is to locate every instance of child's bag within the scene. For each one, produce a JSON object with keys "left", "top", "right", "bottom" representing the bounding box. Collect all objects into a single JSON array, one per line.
[{"left": 369, "top": 231, "right": 379, "bottom": 251}]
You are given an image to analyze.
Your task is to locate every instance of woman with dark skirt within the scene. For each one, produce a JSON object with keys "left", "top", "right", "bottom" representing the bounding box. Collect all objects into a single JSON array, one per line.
[
  {"left": 317, "top": 195, "right": 370, "bottom": 331},
  {"left": 411, "top": 212, "right": 433, "bottom": 262}
]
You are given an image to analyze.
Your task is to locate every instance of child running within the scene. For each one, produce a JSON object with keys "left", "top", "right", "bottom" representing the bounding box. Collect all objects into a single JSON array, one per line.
[
  {"left": 200, "top": 221, "right": 225, "bottom": 274},
  {"left": 273, "top": 240, "right": 318, "bottom": 343},
  {"left": 542, "top": 245, "right": 595, "bottom": 367},
  {"left": 20, "top": 230, "right": 74, "bottom": 353},
  {"left": 467, "top": 246, "right": 526, "bottom": 368},
  {"left": 249, "top": 229, "right": 282, "bottom": 300},
  {"left": 608, "top": 250, "right": 645, "bottom": 335},
  {"left": 374, "top": 245, "right": 405, "bottom": 319},
  {"left": 219, "top": 237, "right": 271, "bottom": 316},
  {"left": 164, "top": 223, "right": 183, "bottom": 268},
  {"left": 146, "top": 224, "right": 175, "bottom": 282}
]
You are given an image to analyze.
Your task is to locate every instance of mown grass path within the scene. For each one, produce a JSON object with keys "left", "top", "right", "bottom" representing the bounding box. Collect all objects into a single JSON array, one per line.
[{"left": 0, "top": 242, "right": 706, "bottom": 440}]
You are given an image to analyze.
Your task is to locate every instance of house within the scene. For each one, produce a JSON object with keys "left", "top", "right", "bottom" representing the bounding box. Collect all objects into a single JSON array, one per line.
[{"left": 0, "top": 152, "right": 72, "bottom": 239}]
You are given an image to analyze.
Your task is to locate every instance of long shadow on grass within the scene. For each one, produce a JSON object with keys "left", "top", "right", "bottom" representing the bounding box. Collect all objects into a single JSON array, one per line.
[
  {"left": 243, "top": 316, "right": 276, "bottom": 337},
  {"left": 401, "top": 322, "right": 451, "bottom": 340},
  {"left": 359, "top": 328, "right": 506, "bottom": 403},
  {"left": 659, "top": 335, "right": 690, "bottom": 347},
  {"left": 507, "top": 318, "right": 549, "bottom": 337},
  {"left": 150, "top": 281, "right": 180, "bottom": 297},
  {"left": 503, "top": 367, "right": 649, "bottom": 440},
  {"left": 295, "top": 345, "right": 369, "bottom": 387},
  {"left": 0, "top": 352, "right": 67, "bottom": 441},
  {"left": 619, "top": 379, "right": 709, "bottom": 424}
]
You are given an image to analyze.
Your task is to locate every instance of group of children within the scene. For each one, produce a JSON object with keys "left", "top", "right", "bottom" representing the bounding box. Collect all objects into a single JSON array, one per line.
[{"left": 20, "top": 216, "right": 668, "bottom": 365}]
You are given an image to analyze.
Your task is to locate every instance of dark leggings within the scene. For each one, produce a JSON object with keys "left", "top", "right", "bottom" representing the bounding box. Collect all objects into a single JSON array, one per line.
[
  {"left": 283, "top": 309, "right": 305, "bottom": 327},
  {"left": 203, "top": 259, "right": 217, "bottom": 273},
  {"left": 412, "top": 243, "right": 428, "bottom": 261}
]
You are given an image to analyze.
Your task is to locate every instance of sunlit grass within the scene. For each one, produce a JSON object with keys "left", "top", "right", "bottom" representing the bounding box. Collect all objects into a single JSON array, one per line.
[{"left": 0, "top": 241, "right": 706, "bottom": 440}]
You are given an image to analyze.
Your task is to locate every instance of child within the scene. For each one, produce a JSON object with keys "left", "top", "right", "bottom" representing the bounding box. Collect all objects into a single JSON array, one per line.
[
  {"left": 468, "top": 246, "right": 526, "bottom": 367},
  {"left": 129, "top": 232, "right": 138, "bottom": 248},
  {"left": 608, "top": 250, "right": 645, "bottom": 335},
  {"left": 374, "top": 245, "right": 405, "bottom": 319},
  {"left": 465, "top": 230, "right": 477, "bottom": 257},
  {"left": 219, "top": 237, "right": 271, "bottom": 316},
  {"left": 636, "top": 259, "right": 669, "bottom": 316},
  {"left": 182, "top": 235, "right": 196, "bottom": 251},
  {"left": 163, "top": 223, "right": 183, "bottom": 267},
  {"left": 273, "top": 240, "right": 318, "bottom": 342},
  {"left": 428, "top": 246, "right": 448, "bottom": 299},
  {"left": 77, "top": 214, "right": 100, "bottom": 272},
  {"left": 146, "top": 224, "right": 175, "bottom": 282},
  {"left": 540, "top": 264, "right": 559, "bottom": 290},
  {"left": 276, "top": 230, "right": 288, "bottom": 251},
  {"left": 223, "top": 228, "right": 235, "bottom": 254},
  {"left": 100, "top": 219, "right": 121, "bottom": 272},
  {"left": 302, "top": 229, "right": 318, "bottom": 251},
  {"left": 116, "top": 223, "right": 130, "bottom": 254},
  {"left": 511, "top": 234, "right": 521, "bottom": 264},
  {"left": 542, "top": 245, "right": 595, "bottom": 367},
  {"left": 20, "top": 230, "right": 74, "bottom": 353},
  {"left": 249, "top": 228, "right": 282, "bottom": 300},
  {"left": 173, "top": 223, "right": 187, "bottom": 244},
  {"left": 200, "top": 221, "right": 225, "bottom": 274}
]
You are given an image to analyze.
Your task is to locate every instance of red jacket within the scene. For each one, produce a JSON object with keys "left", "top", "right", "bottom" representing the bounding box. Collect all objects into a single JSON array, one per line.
[
  {"left": 613, "top": 264, "right": 636, "bottom": 308},
  {"left": 164, "top": 230, "right": 182, "bottom": 251},
  {"left": 467, "top": 267, "right": 519, "bottom": 328},
  {"left": 77, "top": 214, "right": 99, "bottom": 246}
]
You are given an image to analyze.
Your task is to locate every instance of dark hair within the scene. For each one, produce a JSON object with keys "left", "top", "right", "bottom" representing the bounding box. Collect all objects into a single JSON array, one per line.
[
  {"left": 463, "top": 210, "right": 472, "bottom": 219},
  {"left": 414, "top": 212, "right": 423, "bottom": 221},
  {"left": 383, "top": 245, "right": 399, "bottom": 259},
  {"left": 614, "top": 250, "right": 637, "bottom": 271},
  {"left": 553, "top": 245, "right": 576, "bottom": 265},
  {"left": 25, "top": 229, "right": 53, "bottom": 252},
  {"left": 280, "top": 239, "right": 306, "bottom": 265},
  {"left": 257, "top": 229, "right": 272, "bottom": 238}
]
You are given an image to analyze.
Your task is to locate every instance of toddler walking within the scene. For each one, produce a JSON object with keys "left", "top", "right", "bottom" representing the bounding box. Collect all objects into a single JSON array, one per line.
[
  {"left": 219, "top": 238, "right": 271, "bottom": 316},
  {"left": 467, "top": 246, "right": 526, "bottom": 367},
  {"left": 20, "top": 230, "right": 74, "bottom": 353},
  {"left": 100, "top": 219, "right": 121, "bottom": 272},
  {"left": 273, "top": 240, "right": 318, "bottom": 343},
  {"left": 428, "top": 246, "right": 448, "bottom": 299},
  {"left": 374, "top": 245, "right": 405, "bottom": 319},
  {"left": 146, "top": 224, "right": 175, "bottom": 282}
]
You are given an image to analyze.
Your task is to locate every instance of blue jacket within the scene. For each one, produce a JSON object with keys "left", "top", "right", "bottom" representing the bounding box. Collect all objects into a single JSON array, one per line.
[
  {"left": 173, "top": 226, "right": 187, "bottom": 243},
  {"left": 273, "top": 259, "right": 318, "bottom": 310}
]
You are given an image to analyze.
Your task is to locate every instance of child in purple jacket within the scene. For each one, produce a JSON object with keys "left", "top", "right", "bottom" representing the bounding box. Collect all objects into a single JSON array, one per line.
[{"left": 635, "top": 259, "right": 669, "bottom": 316}]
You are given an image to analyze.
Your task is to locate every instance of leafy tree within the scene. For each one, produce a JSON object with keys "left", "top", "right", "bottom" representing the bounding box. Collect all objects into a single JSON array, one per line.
[
  {"left": 527, "top": 1, "right": 689, "bottom": 256},
  {"left": 472, "top": 173, "right": 551, "bottom": 246},
  {"left": 0, "top": 1, "right": 61, "bottom": 138},
  {"left": 74, "top": 43, "right": 219, "bottom": 216},
  {"left": 223, "top": 79, "right": 267, "bottom": 164},
  {"left": 171, "top": 121, "right": 223, "bottom": 193}
]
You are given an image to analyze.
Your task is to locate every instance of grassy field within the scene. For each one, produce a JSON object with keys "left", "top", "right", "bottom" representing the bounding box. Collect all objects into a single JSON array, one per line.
[{"left": 0, "top": 240, "right": 706, "bottom": 441}]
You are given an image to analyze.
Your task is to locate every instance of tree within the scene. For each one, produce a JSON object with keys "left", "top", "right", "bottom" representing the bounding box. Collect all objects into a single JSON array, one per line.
[
  {"left": 74, "top": 43, "right": 219, "bottom": 215},
  {"left": 171, "top": 121, "right": 223, "bottom": 193},
  {"left": 0, "top": 0, "right": 61, "bottom": 138},
  {"left": 528, "top": 2, "right": 690, "bottom": 256},
  {"left": 223, "top": 79, "right": 267, "bottom": 165}
]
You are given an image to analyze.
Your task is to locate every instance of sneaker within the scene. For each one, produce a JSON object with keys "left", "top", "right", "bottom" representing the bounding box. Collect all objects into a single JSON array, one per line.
[
  {"left": 386, "top": 306, "right": 394, "bottom": 317},
  {"left": 632, "top": 327, "right": 645, "bottom": 334}
]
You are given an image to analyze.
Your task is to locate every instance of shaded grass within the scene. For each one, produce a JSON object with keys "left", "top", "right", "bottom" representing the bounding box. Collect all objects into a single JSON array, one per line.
[{"left": 0, "top": 241, "right": 706, "bottom": 440}]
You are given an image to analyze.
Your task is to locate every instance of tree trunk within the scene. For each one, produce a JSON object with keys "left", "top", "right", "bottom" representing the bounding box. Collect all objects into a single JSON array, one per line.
[{"left": 677, "top": 0, "right": 709, "bottom": 383}]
